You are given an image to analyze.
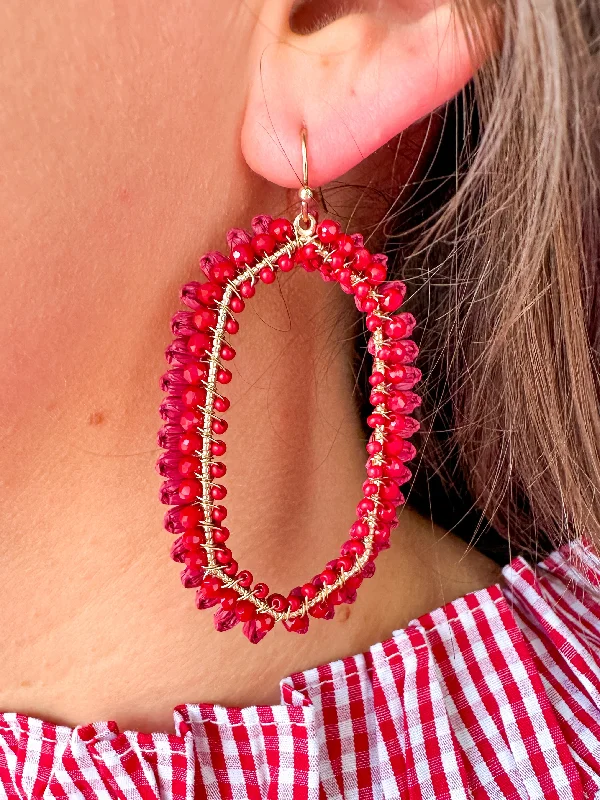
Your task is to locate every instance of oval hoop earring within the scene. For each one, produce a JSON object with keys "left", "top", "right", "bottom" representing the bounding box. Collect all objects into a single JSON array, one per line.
[{"left": 157, "top": 129, "right": 421, "bottom": 643}]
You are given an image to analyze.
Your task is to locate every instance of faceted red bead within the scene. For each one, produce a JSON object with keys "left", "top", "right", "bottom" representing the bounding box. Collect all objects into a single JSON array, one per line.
[
  {"left": 369, "top": 372, "right": 385, "bottom": 386},
  {"left": 370, "top": 390, "right": 387, "bottom": 406},
  {"left": 269, "top": 217, "right": 294, "bottom": 242},
  {"left": 277, "top": 254, "right": 294, "bottom": 272},
  {"left": 215, "top": 546, "right": 232, "bottom": 564},
  {"left": 179, "top": 410, "right": 202, "bottom": 432},
  {"left": 399, "top": 440, "right": 417, "bottom": 461},
  {"left": 185, "top": 550, "right": 207, "bottom": 570},
  {"left": 211, "top": 418, "right": 228, "bottom": 435},
  {"left": 284, "top": 615, "right": 309, "bottom": 633},
  {"left": 377, "top": 502, "right": 397, "bottom": 523},
  {"left": 320, "top": 568, "right": 337, "bottom": 586},
  {"left": 388, "top": 391, "right": 421, "bottom": 415},
  {"left": 362, "top": 297, "right": 378, "bottom": 313},
  {"left": 337, "top": 556, "right": 354, "bottom": 572},
  {"left": 329, "top": 588, "right": 346, "bottom": 606},
  {"left": 200, "top": 575, "right": 223, "bottom": 599},
  {"left": 366, "top": 314, "right": 383, "bottom": 332},
  {"left": 382, "top": 435, "right": 405, "bottom": 456},
  {"left": 217, "top": 368, "right": 232, "bottom": 384},
  {"left": 363, "top": 481, "right": 378, "bottom": 497},
  {"left": 230, "top": 296, "right": 245, "bottom": 313},
  {"left": 357, "top": 498, "right": 375, "bottom": 514},
  {"left": 178, "top": 455, "right": 200, "bottom": 477},
  {"left": 309, "top": 601, "right": 331, "bottom": 619},
  {"left": 350, "top": 521, "right": 369, "bottom": 539},
  {"left": 236, "top": 570, "right": 253, "bottom": 587},
  {"left": 259, "top": 266, "right": 276, "bottom": 284},
  {"left": 210, "top": 260, "right": 237, "bottom": 284},
  {"left": 319, "top": 263, "right": 334, "bottom": 282},
  {"left": 317, "top": 219, "right": 341, "bottom": 244},
  {"left": 181, "top": 387, "right": 207, "bottom": 408},
  {"left": 220, "top": 588, "right": 239, "bottom": 611},
  {"left": 375, "top": 527, "right": 391, "bottom": 546},
  {"left": 367, "top": 463, "right": 383, "bottom": 479},
  {"left": 225, "top": 318, "right": 240, "bottom": 334},
  {"left": 179, "top": 433, "right": 202, "bottom": 454},
  {"left": 297, "top": 243, "right": 322, "bottom": 272},
  {"left": 346, "top": 575, "right": 363, "bottom": 592},
  {"left": 367, "top": 413, "right": 385, "bottom": 428},
  {"left": 183, "top": 363, "right": 208, "bottom": 385},
  {"left": 220, "top": 344, "right": 236, "bottom": 361},
  {"left": 366, "top": 440, "right": 382, "bottom": 455},
  {"left": 211, "top": 440, "right": 226, "bottom": 456},
  {"left": 183, "top": 531, "right": 205, "bottom": 549},
  {"left": 213, "top": 526, "right": 230, "bottom": 543},
  {"left": 388, "top": 341, "right": 419, "bottom": 364},
  {"left": 252, "top": 233, "right": 276, "bottom": 255},
  {"left": 300, "top": 583, "right": 317, "bottom": 599},
  {"left": 198, "top": 282, "right": 224, "bottom": 305},
  {"left": 188, "top": 332, "right": 212, "bottom": 356},
  {"left": 177, "top": 480, "right": 201, "bottom": 502},
  {"left": 210, "top": 462, "right": 227, "bottom": 478},
  {"left": 380, "top": 481, "right": 402, "bottom": 502},
  {"left": 329, "top": 251, "right": 346, "bottom": 272},
  {"left": 352, "top": 247, "right": 371, "bottom": 272},
  {"left": 287, "top": 595, "right": 303, "bottom": 612},
  {"left": 385, "top": 462, "right": 412, "bottom": 486},
  {"left": 214, "top": 395, "right": 230, "bottom": 412},
  {"left": 384, "top": 315, "right": 412, "bottom": 339},
  {"left": 179, "top": 505, "right": 203, "bottom": 529},
  {"left": 387, "top": 366, "right": 421, "bottom": 389},
  {"left": 240, "top": 281, "right": 256, "bottom": 298},
  {"left": 342, "top": 539, "right": 365, "bottom": 556},
  {"left": 253, "top": 582, "right": 270, "bottom": 599},
  {"left": 231, "top": 242, "right": 255, "bottom": 265},
  {"left": 355, "top": 283, "right": 371, "bottom": 300},
  {"left": 338, "top": 268, "right": 352, "bottom": 287},
  {"left": 268, "top": 593, "right": 289, "bottom": 613},
  {"left": 336, "top": 234, "right": 354, "bottom": 256},
  {"left": 194, "top": 307, "right": 218, "bottom": 330},
  {"left": 213, "top": 505, "right": 228, "bottom": 522},
  {"left": 235, "top": 600, "right": 257, "bottom": 621},
  {"left": 366, "top": 264, "right": 387, "bottom": 285},
  {"left": 380, "top": 284, "right": 405, "bottom": 313},
  {"left": 255, "top": 613, "right": 276, "bottom": 633},
  {"left": 223, "top": 560, "right": 238, "bottom": 576},
  {"left": 210, "top": 484, "right": 227, "bottom": 500},
  {"left": 388, "top": 415, "right": 420, "bottom": 437}
]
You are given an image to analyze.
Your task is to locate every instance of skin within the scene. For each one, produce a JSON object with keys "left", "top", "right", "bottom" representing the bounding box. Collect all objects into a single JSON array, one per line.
[{"left": 0, "top": 0, "right": 499, "bottom": 731}]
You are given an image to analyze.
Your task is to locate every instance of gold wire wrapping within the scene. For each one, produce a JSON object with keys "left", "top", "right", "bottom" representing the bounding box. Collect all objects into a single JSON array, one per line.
[{"left": 193, "top": 214, "right": 385, "bottom": 622}]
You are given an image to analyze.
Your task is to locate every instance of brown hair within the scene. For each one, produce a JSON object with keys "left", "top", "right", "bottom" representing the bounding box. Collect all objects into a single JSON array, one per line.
[{"left": 382, "top": 0, "right": 600, "bottom": 559}]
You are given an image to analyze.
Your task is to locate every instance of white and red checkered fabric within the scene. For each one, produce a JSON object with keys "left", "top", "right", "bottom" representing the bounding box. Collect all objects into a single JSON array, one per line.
[{"left": 1, "top": 540, "right": 599, "bottom": 799}]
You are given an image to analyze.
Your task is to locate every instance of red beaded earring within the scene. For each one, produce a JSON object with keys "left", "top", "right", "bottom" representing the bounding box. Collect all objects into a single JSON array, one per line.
[{"left": 157, "top": 130, "right": 421, "bottom": 643}]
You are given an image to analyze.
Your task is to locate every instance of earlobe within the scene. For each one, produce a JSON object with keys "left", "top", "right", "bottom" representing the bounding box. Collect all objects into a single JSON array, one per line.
[{"left": 242, "top": 0, "right": 482, "bottom": 189}]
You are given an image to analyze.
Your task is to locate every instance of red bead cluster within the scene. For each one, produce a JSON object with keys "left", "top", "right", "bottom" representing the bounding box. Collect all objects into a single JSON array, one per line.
[{"left": 157, "top": 213, "right": 421, "bottom": 643}]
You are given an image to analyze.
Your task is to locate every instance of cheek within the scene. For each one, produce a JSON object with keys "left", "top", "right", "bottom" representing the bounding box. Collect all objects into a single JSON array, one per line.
[{"left": 0, "top": 0, "right": 253, "bottom": 410}]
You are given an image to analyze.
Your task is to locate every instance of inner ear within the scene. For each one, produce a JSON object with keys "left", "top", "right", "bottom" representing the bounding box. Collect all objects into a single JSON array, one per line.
[{"left": 290, "top": 0, "right": 378, "bottom": 35}]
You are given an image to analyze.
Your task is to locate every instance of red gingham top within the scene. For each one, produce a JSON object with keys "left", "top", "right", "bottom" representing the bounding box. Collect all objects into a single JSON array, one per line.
[{"left": 1, "top": 540, "right": 600, "bottom": 799}]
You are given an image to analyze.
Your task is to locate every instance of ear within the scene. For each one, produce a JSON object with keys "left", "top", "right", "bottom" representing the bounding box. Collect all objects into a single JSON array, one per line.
[{"left": 242, "top": 0, "right": 483, "bottom": 188}]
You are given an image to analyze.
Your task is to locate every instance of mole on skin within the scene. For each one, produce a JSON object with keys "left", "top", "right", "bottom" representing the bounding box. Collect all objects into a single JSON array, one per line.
[{"left": 88, "top": 411, "right": 106, "bottom": 426}]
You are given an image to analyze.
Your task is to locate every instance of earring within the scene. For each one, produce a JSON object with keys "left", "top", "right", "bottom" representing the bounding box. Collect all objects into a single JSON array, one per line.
[{"left": 157, "top": 129, "right": 421, "bottom": 643}]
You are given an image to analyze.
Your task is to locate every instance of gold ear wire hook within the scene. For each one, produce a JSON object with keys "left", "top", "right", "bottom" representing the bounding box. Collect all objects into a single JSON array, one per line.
[
  {"left": 299, "top": 126, "right": 313, "bottom": 226},
  {"left": 301, "top": 127, "right": 309, "bottom": 188}
]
